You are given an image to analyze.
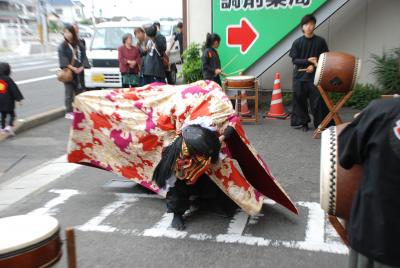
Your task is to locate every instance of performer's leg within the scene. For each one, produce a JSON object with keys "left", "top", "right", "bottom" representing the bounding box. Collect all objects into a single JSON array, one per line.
[
  {"left": 291, "top": 80, "right": 310, "bottom": 129},
  {"left": 1, "top": 112, "right": 6, "bottom": 129},
  {"left": 307, "top": 82, "right": 333, "bottom": 129},
  {"left": 196, "top": 174, "right": 235, "bottom": 217},
  {"left": 166, "top": 180, "right": 191, "bottom": 230}
]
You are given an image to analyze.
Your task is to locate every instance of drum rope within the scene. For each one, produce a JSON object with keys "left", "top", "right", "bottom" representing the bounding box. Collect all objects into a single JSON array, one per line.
[{"left": 328, "top": 127, "right": 337, "bottom": 215}]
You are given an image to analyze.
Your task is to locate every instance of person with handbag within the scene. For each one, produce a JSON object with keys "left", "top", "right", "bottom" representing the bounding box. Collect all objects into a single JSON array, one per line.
[
  {"left": 118, "top": 33, "right": 141, "bottom": 88},
  {"left": 142, "top": 24, "right": 167, "bottom": 85},
  {"left": 58, "top": 24, "right": 90, "bottom": 120}
]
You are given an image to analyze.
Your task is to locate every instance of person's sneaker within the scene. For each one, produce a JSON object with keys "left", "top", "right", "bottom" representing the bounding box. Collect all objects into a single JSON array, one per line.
[
  {"left": 65, "top": 113, "right": 74, "bottom": 120},
  {"left": 4, "top": 126, "right": 15, "bottom": 136}
]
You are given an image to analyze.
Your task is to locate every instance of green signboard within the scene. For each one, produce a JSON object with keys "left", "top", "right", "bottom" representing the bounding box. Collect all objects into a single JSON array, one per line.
[{"left": 212, "top": 0, "right": 328, "bottom": 76}]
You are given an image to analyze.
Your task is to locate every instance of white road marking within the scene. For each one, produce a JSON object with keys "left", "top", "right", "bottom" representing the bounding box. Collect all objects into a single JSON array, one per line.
[
  {"left": 16, "top": 74, "right": 56, "bottom": 85},
  {"left": 77, "top": 193, "right": 139, "bottom": 234},
  {"left": 8, "top": 187, "right": 348, "bottom": 255},
  {"left": 300, "top": 202, "right": 325, "bottom": 244},
  {"left": 48, "top": 67, "right": 59, "bottom": 72},
  {"left": 11, "top": 60, "right": 54, "bottom": 68},
  {"left": 28, "top": 189, "right": 81, "bottom": 216},
  {"left": 13, "top": 63, "right": 58, "bottom": 72},
  {"left": 0, "top": 155, "right": 80, "bottom": 212},
  {"left": 226, "top": 210, "right": 249, "bottom": 235},
  {"left": 143, "top": 213, "right": 188, "bottom": 239}
]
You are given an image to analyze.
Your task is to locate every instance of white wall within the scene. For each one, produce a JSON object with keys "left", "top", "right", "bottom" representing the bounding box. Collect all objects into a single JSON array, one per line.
[
  {"left": 187, "top": 0, "right": 400, "bottom": 90},
  {"left": 187, "top": 0, "right": 212, "bottom": 46}
]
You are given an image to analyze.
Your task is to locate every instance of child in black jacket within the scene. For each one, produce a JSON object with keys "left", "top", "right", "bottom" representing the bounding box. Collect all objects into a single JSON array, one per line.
[{"left": 0, "top": 62, "right": 24, "bottom": 136}]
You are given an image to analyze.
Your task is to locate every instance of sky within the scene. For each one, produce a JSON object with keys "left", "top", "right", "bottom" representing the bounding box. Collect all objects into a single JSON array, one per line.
[{"left": 80, "top": 0, "right": 183, "bottom": 20}]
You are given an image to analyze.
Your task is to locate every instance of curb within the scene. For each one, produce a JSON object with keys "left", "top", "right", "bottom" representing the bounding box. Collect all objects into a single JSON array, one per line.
[{"left": 0, "top": 107, "right": 66, "bottom": 142}]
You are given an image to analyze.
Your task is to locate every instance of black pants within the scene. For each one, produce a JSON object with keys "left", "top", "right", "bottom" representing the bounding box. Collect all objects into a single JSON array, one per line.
[
  {"left": 166, "top": 175, "right": 224, "bottom": 215},
  {"left": 1, "top": 111, "right": 15, "bottom": 129},
  {"left": 143, "top": 75, "right": 166, "bottom": 85},
  {"left": 64, "top": 81, "right": 83, "bottom": 113},
  {"left": 291, "top": 80, "right": 331, "bottom": 129}
]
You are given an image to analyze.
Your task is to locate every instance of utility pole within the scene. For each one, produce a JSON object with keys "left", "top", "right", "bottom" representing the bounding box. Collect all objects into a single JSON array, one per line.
[{"left": 36, "top": 0, "right": 48, "bottom": 45}]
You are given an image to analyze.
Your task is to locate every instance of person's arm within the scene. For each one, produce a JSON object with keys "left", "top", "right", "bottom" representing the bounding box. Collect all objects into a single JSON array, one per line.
[
  {"left": 202, "top": 50, "right": 215, "bottom": 77},
  {"left": 7, "top": 78, "right": 24, "bottom": 102},
  {"left": 338, "top": 101, "right": 381, "bottom": 169},
  {"left": 58, "top": 43, "right": 71, "bottom": 69},
  {"left": 134, "top": 47, "right": 141, "bottom": 68},
  {"left": 81, "top": 44, "right": 90, "bottom": 69},
  {"left": 155, "top": 35, "right": 167, "bottom": 56},
  {"left": 168, "top": 33, "right": 179, "bottom": 52},
  {"left": 321, "top": 38, "right": 329, "bottom": 54},
  {"left": 289, "top": 40, "right": 312, "bottom": 66}
]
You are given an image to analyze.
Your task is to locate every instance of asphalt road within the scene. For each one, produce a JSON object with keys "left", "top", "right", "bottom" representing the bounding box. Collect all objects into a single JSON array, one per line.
[
  {"left": 6, "top": 53, "right": 64, "bottom": 118},
  {"left": 0, "top": 110, "right": 359, "bottom": 267}
]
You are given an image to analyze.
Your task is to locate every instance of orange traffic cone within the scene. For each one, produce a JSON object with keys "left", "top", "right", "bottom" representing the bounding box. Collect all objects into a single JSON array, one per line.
[
  {"left": 240, "top": 90, "right": 251, "bottom": 116},
  {"left": 265, "top": 73, "right": 289, "bottom": 119}
]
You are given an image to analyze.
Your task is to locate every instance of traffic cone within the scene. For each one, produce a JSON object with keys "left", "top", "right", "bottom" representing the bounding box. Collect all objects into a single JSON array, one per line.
[
  {"left": 265, "top": 73, "right": 289, "bottom": 119},
  {"left": 240, "top": 90, "right": 251, "bottom": 116}
]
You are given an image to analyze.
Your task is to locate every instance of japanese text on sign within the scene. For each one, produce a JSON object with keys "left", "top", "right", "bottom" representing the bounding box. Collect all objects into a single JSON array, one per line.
[{"left": 220, "top": 0, "right": 312, "bottom": 11}]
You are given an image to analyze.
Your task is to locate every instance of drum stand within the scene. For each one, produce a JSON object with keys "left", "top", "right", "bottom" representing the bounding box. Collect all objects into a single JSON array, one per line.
[
  {"left": 313, "top": 86, "right": 353, "bottom": 139},
  {"left": 329, "top": 216, "right": 349, "bottom": 246},
  {"left": 223, "top": 79, "right": 260, "bottom": 124},
  {"left": 65, "top": 228, "right": 77, "bottom": 268}
]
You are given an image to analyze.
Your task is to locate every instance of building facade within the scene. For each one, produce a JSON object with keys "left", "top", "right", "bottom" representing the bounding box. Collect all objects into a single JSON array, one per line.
[{"left": 185, "top": 0, "right": 400, "bottom": 90}]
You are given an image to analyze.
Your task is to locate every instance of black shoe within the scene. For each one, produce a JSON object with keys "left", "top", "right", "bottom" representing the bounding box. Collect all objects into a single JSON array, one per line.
[
  {"left": 291, "top": 124, "right": 304, "bottom": 129},
  {"left": 171, "top": 213, "right": 185, "bottom": 230},
  {"left": 302, "top": 124, "right": 310, "bottom": 132}
]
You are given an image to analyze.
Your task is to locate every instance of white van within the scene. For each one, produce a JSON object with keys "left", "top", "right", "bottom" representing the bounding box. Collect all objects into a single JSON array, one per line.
[{"left": 85, "top": 21, "right": 150, "bottom": 89}]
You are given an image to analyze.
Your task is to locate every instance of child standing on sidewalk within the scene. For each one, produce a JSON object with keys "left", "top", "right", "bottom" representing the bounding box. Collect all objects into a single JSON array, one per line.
[{"left": 0, "top": 62, "right": 24, "bottom": 136}]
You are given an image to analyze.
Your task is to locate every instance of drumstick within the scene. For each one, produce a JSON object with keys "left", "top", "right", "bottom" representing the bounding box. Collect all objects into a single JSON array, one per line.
[
  {"left": 221, "top": 69, "right": 245, "bottom": 77},
  {"left": 297, "top": 68, "right": 308, "bottom": 72},
  {"left": 225, "top": 69, "right": 244, "bottom": 76},
  {"left": 222, "top": 55, "right": 239, "bottom": 70}
]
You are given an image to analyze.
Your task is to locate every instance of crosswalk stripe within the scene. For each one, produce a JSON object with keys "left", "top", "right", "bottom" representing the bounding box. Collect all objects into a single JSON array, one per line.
[
  {"left": 13, "top": 63, "right": 58, "bottom": 72},
  {"left": 16, "top": 74, "right": 56, "bottom": 85},
  {"left": 0, "top": 155, "right": 79, "bottom": 212}
]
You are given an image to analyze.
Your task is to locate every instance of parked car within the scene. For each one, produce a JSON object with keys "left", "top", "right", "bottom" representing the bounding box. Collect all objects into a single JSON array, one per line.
[
  {"left": 78, "top": 24, "right": 93, "bottom": 39},
  {"left": 84, "top": 21, "right": 150, "bottom": 89}
]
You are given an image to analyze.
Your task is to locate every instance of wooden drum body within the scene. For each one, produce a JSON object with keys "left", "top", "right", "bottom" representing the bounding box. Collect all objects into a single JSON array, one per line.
[
  {"left": 314, "top": 52, "right": 361, "bottom": 93},
  {"left": 0, "top": 215, "right": 62, "bottom": 268},
  {"left": 320, "top": 124, "right": 363, "bottom": 220},
  {"left": 225, "top": 75, "right": 255, "bottom": 89}
]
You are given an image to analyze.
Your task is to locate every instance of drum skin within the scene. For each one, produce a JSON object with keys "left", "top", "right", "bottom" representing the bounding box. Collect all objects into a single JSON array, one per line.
[
  {"left": 0, "top": 215, "right": 62, "bottom": 268},
  {"left": 314, "top": 52, "right": 361, "bottom": 93},
  {"left": 225, "top": 76, "right": 255, "bottom": 88},
  {"left": 320, "top": 124, "right": 363, "bottom": 220}
]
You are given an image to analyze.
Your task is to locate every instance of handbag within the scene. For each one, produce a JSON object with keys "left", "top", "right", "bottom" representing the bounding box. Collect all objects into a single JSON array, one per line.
[
  {"left": 122, "top": 73, "right": 139, "bottom": 87},
  {"left": 57, "top": 45, "right": 76, "bottom": 83},
  {"left": 154, "top": 43, "right": 169, "bottom": 70}
]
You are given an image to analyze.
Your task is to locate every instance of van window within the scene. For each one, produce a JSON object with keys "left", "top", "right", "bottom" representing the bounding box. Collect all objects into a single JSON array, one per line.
[
  {"left": 160, "top": 25, "right": 172, "bottom": 37},
  {"left": 92, "top": 27, "right": 138, "bottom": 50}
]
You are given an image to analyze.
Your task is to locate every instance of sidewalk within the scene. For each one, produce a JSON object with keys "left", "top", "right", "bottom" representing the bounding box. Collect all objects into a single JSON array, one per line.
[{"left": 0, "top": 118, "right": 71, "bottom": 185}]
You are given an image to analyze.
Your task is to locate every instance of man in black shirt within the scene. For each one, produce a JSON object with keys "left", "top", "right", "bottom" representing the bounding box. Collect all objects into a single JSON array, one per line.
[
  {"left": 143, "top": 24, "right": 167, "bottom": 84},
  {"left": 172, "top": 22, "right": 184, "bottom": 59},
  {"left": 339, "top": 98, "right": 400, "bottom": 268},
  {"left": 289, "top": 14, "right": 330, "bottom": 131}
]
